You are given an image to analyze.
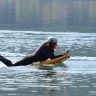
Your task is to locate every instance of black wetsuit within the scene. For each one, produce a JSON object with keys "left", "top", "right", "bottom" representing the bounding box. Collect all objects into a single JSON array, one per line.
[{"left": 0, "top": 45, "right": 62, "bottom": 66}]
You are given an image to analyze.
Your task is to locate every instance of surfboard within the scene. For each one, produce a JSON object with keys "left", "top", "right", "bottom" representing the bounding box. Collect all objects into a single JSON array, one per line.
[{"left": 30, "top": 53, "right": 70, "bottom": 66}]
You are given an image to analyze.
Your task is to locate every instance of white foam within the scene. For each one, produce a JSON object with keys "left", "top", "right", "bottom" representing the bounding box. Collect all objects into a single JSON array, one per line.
[
  {"left": 70, "top": 56, "right": 96, "bottom": 61},
  {"left": 0, "top": 30, "right": 80, "bottom": 35}
]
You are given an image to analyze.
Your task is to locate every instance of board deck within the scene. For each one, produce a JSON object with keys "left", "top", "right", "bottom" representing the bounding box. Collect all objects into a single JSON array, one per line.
[{"left": 30, "top": 53, "right": 70, "bottom": 66}]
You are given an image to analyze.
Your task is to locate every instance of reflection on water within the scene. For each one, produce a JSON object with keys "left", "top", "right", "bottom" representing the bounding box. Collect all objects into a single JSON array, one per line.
[
  {"left": 0, "top": 0, "right": 96, "bottom": 31},
  {"left": 0, "top": 30, "right": 96, "bottom": 96},
  {"left": 0, "top": 68, "right": 96, "bottom": 96}
]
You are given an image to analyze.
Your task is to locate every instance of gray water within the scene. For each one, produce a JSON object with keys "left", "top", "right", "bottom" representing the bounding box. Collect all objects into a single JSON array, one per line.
[
  {"left": 0, "top": 0, "right": 96, "bottom": 32},
  {"left": 0, "top": 30, "right": 96, "bottom": 96}
]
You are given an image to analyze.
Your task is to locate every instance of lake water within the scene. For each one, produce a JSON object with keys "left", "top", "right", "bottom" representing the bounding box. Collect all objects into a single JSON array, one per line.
[
  {"left": 0, "top": 30, "right": 96, "bottom": 96},
  {"left": 0, "top": 0, "right": 96, "bottom": 31}
]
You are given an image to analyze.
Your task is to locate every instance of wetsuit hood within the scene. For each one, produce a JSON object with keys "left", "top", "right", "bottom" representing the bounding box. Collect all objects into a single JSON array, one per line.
[{"left": 46, "top": 36, "right": 58, "bottom": 43}]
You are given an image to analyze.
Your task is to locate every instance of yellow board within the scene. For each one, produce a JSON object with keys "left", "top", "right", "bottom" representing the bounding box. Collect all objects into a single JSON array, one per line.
[{"left": 30, "top": 53, "right": 70, "bottom": 66}]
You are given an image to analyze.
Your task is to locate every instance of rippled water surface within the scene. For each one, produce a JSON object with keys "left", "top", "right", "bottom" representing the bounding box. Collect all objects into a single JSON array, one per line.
[{"left": 0, "top": 30, "right": 96, "bottom": 96}]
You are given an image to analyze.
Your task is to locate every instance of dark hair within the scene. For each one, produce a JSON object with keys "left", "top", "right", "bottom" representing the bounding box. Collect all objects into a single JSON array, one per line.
[
  {"left": 49, "top": 40, "right": 56, "bottom": 53},
  {"left": 42, "top": 41, "right": 56, "bottom": 53}
]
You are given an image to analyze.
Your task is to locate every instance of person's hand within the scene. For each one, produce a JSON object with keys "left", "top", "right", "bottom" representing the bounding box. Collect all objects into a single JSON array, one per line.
[{"left": 64, "top": 50, "right": 69, "bottom": 55}]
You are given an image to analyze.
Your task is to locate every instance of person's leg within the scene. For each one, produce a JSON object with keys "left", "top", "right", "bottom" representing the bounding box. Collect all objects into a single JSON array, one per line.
[
  {"left": 0, "top": 55, "right": 31, "bottom": 66},
  {"left": 0, "top": 55, "right": 38, "bottom": 66},
  {"left": 0, "top": 55, "right": 13, "bottom": 66},
  {"left": 13, "top": 56, "right": 37, "bottom": 66}
]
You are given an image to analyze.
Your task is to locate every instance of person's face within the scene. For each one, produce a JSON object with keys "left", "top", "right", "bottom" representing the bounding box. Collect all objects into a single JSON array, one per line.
[{"left": 54, "top": 43, "right": 57, "bottom": 49}]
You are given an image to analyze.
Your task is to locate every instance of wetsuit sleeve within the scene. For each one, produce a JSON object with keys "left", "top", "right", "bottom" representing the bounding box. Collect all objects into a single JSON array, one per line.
[{"left": 49, "top": 53, "right": 63, "bottom": 59}]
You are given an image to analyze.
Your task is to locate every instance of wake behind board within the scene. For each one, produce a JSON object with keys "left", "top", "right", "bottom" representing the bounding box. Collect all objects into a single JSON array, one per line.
[{"left": 30, "top": 53, "right": 70, "bottom": 66}]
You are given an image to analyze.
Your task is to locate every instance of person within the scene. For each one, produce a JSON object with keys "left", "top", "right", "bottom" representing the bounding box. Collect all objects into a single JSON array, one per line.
[{"left": 0, "top": 36, "right": 68, "bottom": 67}]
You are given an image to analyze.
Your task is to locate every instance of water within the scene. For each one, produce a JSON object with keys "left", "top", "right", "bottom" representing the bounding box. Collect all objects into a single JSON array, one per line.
[
  {"left": 0, "top": 30, "right": 96, "bottom": 96},
  {"left": 0, "top": 0, "right": 96, "bottom": 32}
]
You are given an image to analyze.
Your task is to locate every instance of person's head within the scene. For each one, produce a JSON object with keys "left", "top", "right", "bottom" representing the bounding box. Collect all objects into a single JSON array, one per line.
[{"left": 46, "top": 36, "right": 58, "bottom": 49}]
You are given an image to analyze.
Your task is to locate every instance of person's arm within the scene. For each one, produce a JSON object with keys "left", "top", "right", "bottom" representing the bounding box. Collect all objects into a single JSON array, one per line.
[
  {"left": 49, "top": 53, "right": 63, "bottom": 59},
  {"left": 49, "top": 50, "right": 69, "bottom": 59}
]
